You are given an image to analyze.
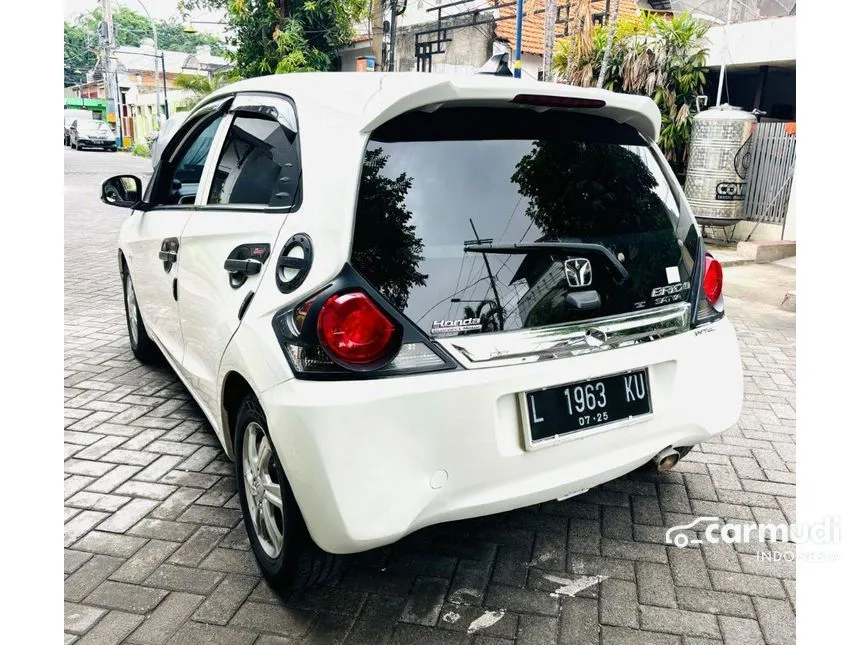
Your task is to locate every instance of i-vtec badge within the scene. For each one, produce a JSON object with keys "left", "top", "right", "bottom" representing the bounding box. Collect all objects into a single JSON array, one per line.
[{"left": 430, "top": 317, "right": 482, "bottom": 335}]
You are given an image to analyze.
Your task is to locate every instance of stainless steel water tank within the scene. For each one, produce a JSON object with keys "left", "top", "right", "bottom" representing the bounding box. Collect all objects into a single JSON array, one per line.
[{"left": 684, "top": 105, "right": 757, "bottom": 225}]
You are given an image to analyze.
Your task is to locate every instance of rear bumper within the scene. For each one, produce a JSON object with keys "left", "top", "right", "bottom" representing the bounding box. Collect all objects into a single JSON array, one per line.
[{"left": 260, "top": 317, "right": 743, "bottom": 554}]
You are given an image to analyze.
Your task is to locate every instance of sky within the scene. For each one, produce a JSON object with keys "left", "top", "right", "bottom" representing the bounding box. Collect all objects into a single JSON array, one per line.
[{"left": 64, "top": 0, "right": 227, "bottom": 35}]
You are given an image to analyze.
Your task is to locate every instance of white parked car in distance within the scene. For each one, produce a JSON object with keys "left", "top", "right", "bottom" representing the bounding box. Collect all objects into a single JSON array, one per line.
[{"left": 100, "top": 72, "right": 744, "bottom": 593}]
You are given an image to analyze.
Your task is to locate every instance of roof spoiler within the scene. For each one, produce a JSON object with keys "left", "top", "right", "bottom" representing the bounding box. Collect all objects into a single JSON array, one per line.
[{"left": 362, "top": 78, "right": 661, "bottom": 140}]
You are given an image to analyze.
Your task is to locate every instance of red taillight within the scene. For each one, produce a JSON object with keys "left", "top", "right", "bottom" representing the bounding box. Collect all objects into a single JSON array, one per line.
[
  {"left": 703, "top": 256, "right": 723, "bottom": 305},
  {"left": 512, "top": 94, "right": 606, "bottom": 109},
  {"left": 317, "top": 292, "right": 396, "bottom": 365}
]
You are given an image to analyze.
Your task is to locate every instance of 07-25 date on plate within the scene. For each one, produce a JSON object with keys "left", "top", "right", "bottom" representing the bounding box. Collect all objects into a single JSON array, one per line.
[{"left": 523, "top": 370, "right": 652, "bottom": 444}]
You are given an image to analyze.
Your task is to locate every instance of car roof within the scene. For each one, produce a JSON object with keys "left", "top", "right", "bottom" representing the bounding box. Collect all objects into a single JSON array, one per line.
[{"left": 206, "top": 72, "right": 662, "bottom": 141}]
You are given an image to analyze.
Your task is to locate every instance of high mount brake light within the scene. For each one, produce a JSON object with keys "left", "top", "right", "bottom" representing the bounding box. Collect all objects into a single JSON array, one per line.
[
  {"left": 512, "top": 94, "right": 606, "bottom": 109},
  {"left": 317, "top": 292, "right": 396, "bottom": 365}
]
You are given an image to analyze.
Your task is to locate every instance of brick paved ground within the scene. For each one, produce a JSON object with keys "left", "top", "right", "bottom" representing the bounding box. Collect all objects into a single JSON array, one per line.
[{"left": 65, "top": 150, "right": 796, "bottom": 645}]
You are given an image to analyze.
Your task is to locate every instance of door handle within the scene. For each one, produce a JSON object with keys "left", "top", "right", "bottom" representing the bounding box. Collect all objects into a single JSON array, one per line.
[
  {"left": 224, "top": 258, "right": 263, "bottom": 276},
  {"left": 224, "top": 244, "right": 270, "bottom": 289},
  {"left": 159, "top": 238, "right": 179, "bottom": 271}
]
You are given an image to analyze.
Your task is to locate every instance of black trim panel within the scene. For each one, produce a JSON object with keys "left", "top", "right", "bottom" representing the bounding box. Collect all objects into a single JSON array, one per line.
[{"left": 272, "top": 264, "right": 460, "bottom": 380}]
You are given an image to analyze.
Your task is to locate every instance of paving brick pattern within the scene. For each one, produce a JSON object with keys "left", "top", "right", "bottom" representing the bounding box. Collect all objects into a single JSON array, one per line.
[{"left": 65, "top": 151, "right": 797, "bottom": 644}]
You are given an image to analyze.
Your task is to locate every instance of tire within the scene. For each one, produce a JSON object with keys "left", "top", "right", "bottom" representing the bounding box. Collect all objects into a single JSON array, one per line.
[
  {"left": 235, "top": 396, "right": 345, "bottom": 595},
  {"left": 121, "top": 269, "right": 160, "bottom": 363}
]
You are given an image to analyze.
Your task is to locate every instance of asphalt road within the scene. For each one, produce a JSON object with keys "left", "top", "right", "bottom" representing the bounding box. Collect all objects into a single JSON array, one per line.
[{"left": 65, "top": 148, "right": 797, "bottom": 645}]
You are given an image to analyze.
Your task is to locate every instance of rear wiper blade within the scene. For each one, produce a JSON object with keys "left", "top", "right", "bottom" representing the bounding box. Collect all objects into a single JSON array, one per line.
[{"left": 463, "top": 242, "right": 629, "bottom": 283}]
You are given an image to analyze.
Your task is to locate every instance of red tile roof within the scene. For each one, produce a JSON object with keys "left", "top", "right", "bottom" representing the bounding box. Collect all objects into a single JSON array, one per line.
[{"left": 494, "top": 0, "right": 640, "bottom": 57}]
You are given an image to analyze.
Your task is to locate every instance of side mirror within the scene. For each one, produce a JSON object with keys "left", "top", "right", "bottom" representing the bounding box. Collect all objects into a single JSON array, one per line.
[{"left": 102, "top": 175, "right": 143, "bottom": 208}]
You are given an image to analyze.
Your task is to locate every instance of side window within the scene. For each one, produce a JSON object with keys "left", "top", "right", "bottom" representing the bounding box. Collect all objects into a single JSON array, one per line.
[
  {"left": 153, "top": 115, "right": 225, "bottom": 207},
  {"left": 206, "top": 109, "right": 300, "bottom": 209}
]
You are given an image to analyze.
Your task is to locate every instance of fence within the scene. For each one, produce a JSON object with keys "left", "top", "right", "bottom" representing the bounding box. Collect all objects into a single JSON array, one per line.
[{"left": 742, "top": 121, "right": 796, "bottom": 225}]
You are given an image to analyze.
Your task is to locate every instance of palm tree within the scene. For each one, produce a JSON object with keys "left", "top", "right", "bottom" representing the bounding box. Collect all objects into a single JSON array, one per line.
[
  {"left": 556, "top": 0, "right": 597, "bottom": 87},
  {"left": 173, "top": 70, "right": 241, "bottom": 110},
  {"left": 462, "top": 301, "right": 502, "bottom": 333},
  {"left": 553, "top": 11, "right": 709, "bottom": 171}
]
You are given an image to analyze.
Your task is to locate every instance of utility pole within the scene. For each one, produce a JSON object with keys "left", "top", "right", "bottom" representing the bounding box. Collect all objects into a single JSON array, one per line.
[
  {"left": 542, "top": 0, "right": 556, "bottom": 81},
  {"left": 135, "top": 1, "right": 161, "bottom": 126},
  {"left": 161, "top": 54, "right": 170, "bottom": 118},
  {"left": 468, "top": 219, "right": 504, "bottom": 331},
  {"left": 513, "top": 0, "right": 524, "bottom": 78},
  {"left": 370, "top": 0, "right": 384, "bottom": 70},
  {"left": 388, "top": 0, "right": 398, "bottom": 72},
  {"left": 99, "top": 0, "right": 120, "bottom": 147}
]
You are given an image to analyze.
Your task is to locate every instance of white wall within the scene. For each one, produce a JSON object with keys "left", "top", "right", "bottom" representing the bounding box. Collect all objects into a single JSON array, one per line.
[
  {"left": 520, "top": 53, "right": 543, "bottom": 81},
  {"left": 728, "top": 221, "right": 784, "bottom": 243},
  {"left": 491, "top": 41, "right": 543, "bottom": 80},
  {"left": 344, "top": 1, "right": 490, "bottom": 71},
  {"left": 706, "top": 15, "right": 796, "bottom": 68}
]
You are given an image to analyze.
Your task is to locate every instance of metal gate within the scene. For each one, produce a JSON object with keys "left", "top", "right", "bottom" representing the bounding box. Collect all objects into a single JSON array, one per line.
[{"left": 742, "top": 121, "right": 796, "bottom": 224}]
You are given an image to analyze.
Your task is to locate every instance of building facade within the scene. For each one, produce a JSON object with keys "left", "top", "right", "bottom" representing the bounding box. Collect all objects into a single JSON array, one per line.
[
  {"left": 340, "top": 1, "right": 639, "bottom": 77},
  {"left": 64, "top": 43, "right": 230, "bottom": 146}
]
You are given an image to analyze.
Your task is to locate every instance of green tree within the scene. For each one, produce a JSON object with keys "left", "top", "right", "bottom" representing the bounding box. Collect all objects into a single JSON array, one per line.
[
  {"left": 64, "top": 6, "right": 226, "bottom": 86},
  {"left": 180, "top": 0, "right": 365, "bottom": 77},
  {"left": 173, "top": 70, "right": 242, "bottom": 109},
  {"left": 351, "top": 148, "right": 427, "bottom": 311},
  {"left": 462, "top": 301, "right": 501, "bottom": 333},
  {"left": 596, "top": 0, "right": 620, "bottom": 89},
  {"left": 153, "top": 19, "right": 225, "bottom": 56},
  {"left": 73, "top": 6, "right": 155, "bottom": 48},
  {"left": 510, "top": 139, "right": 680, "bottom": 313},
  {"left": 64, "top": 21, "right": 98, "bottom": 86},
  {"left": 510, "top": 140, "right": 669, "bottom": 240},
  {"left": 554, "top": 10, "right": 709, "bottom": 170}
]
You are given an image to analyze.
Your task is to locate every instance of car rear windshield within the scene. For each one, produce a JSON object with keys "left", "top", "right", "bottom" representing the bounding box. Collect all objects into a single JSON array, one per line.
[{"left": 350, "top": 107, "right": 699, "bottom": 338}]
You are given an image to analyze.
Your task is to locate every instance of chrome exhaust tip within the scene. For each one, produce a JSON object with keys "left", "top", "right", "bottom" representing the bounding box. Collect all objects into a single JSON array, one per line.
[{"left": 653, "top": 447, "right": 681, "bottom": 472}]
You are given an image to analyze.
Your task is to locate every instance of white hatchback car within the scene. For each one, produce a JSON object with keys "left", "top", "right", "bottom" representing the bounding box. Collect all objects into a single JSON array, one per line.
[{"left": 101, "top": 72, "right": 743, "bottom": 592}]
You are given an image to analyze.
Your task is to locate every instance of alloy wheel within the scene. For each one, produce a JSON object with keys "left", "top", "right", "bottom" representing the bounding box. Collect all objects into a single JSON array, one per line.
[
  {"left": 242, "top": 421, "right": 284, "bottom": 558},
  {"left": 125, "top": 274, "right": 139, "bottom": 346}
]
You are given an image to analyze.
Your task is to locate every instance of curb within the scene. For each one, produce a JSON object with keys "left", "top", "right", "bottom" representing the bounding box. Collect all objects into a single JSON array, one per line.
[{"left": 718, "top": 258, "right": 756, "bottom": 268}]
